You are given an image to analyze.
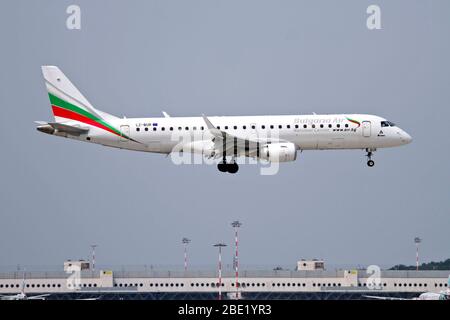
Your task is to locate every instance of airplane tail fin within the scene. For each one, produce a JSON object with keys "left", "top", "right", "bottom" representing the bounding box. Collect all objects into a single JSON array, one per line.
[{"left": 41, "top": 66, "right": 118, "bottom": 123}]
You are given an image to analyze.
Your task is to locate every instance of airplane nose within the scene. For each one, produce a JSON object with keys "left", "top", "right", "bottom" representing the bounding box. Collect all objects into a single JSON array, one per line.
[{"left": 401, "top": 131, "right": 412, "bottom": 144}]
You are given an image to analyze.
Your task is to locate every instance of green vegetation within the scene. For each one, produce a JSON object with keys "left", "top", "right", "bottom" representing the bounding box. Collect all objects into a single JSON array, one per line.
[{"left": 390, "top": 258, "right": 450, "bottom": 270}]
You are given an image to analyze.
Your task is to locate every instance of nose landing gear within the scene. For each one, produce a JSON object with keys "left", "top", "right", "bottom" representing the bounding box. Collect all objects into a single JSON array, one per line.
[{"left": 366, "top": 148, "right": 375, "bottom": 167}]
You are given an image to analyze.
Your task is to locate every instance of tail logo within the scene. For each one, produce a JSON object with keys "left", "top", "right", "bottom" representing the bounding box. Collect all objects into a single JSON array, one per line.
[{"left": 49, "top": 93, "right": 139, "bottom": 143}]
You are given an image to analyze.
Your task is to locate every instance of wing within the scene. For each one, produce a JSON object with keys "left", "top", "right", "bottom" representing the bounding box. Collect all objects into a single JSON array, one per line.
[
  {"left": 202, "top": 115, "right": 273, "bottom": 159},
  {"left": 27, "top": 294, "right": 51, "bottom": 300},
  {"left": 35, "top": 121, "right": 89, "bottom": 136}
]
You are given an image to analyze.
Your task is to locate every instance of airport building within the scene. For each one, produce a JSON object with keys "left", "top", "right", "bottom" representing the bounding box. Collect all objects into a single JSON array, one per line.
[{"left": 0, "top": 260, "right": 448, "bottom": 300}]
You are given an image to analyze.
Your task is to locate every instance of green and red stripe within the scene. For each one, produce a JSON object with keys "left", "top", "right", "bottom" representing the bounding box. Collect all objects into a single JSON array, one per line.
[
  {"left": 346, "top": 117, "right": 361, "bottom": 127},
  {"left": 49, "top": 93, "right": 136, "bottom": 142}
]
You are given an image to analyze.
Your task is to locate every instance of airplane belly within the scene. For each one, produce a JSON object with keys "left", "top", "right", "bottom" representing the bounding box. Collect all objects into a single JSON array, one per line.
[{"left": 295, "top": 131, "right": 317, "bottom": 149}]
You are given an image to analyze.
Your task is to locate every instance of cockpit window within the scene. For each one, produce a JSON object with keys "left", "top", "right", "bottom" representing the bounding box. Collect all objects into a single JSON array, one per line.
[{"left": 381, "top": 121, "right": 396, "bottom": 127}]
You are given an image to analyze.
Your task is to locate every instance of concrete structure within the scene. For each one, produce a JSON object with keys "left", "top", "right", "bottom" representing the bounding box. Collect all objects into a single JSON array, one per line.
[
  {"left": 63, "top": 260, "right": 90, "bottom": 272},
  {"left": 0, "top": 267, "right": 448, "bottom": 300},
  {"left": 297, "top": 259, "right": 325, "bottom": 271}
]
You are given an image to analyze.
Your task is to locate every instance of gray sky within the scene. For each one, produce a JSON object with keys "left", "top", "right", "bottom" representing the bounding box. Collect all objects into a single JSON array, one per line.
[{"left": 0, "top": 0, "right": 449, "bottom": 270}]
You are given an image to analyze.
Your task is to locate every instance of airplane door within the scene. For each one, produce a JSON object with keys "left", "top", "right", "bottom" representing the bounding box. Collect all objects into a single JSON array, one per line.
[
  {"left": 120, "top": 125, "right": 130, "bottom": 142},
  {"left": 362, "top": 121, "right": 371, "bottom": 137}
]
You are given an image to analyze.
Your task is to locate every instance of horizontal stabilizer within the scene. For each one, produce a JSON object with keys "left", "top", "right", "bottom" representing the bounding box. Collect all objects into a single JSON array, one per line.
[{"left": 35, "top": 121, "right": 89, "bottom": 136}]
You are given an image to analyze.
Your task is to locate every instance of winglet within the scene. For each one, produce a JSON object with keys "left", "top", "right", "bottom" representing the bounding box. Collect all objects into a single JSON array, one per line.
[
  {"left": 162, "top": 111, "right": 170, "bottom": 118},
  {"left": 201, "top": 114, "right": 216, "bottom": 130},
  {"left": 202, "top": 114, "right": 223, "bottom": 137}
]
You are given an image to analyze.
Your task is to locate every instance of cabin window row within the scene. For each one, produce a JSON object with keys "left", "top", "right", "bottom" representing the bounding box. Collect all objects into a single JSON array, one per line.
[
  {"left": 1, "top": 281, "right": 446, "bottom": 289},
  {"left": 190, "top": 283, "right": 225, "bottom": 287},
  {"left": 0, "top": 283, "right": 62, "bottom": 288},
  {"left": 135, "top": 123, "right": 351, "bottom": 132},
  {"left": 67, "top": 283, "right": 98, "bottom": 288}
]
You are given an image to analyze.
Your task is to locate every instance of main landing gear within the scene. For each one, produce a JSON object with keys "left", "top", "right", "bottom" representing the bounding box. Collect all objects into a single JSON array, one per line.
[
  {"left": 217, "top": 161, "right": 239, "bottom": 174},
  {"left": 366, "top": 148, "right": 375, "bottom": 167}
]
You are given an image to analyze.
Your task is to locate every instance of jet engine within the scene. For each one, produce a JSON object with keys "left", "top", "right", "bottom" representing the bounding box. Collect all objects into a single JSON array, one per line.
[{"left": 260, "top": 142, "right": 297, "bottom": 162}]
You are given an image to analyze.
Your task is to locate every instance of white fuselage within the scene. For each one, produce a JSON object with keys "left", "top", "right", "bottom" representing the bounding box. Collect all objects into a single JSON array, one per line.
[{"left": 66, "top": 114, "right": 412, "bottom": 155}]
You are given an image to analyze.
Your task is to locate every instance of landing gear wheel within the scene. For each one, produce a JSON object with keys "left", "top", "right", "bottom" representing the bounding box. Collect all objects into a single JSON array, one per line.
[
  {"left": 227, "top": 163, "right": 239, "bottom": 174},
  {"left": 217, "top": 163, "right": 227, "bottom": 172},
  {"left": 365, "top": 148, "right": 376, "bottom": 168}
]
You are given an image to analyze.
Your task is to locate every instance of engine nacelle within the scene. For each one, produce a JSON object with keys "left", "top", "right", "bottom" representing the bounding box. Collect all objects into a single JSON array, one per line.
[{"left": 261, "top": 142, "right": 297, "bottom": 162}]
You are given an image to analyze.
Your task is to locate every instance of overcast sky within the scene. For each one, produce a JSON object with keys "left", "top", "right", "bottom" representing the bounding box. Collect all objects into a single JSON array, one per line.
[{"left": 0, "top": 0, "right": 449, "bottom": 270}]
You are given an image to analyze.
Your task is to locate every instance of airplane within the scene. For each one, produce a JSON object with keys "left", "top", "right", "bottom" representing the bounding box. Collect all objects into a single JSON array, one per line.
[
  {"left": 0, "top": 274, "right": 50, "bottom": 300},
  {"left": 36, "top": 66, "right": 412, "bottom": 173},
  {"left": 364, "top": 276, "right": 450, "bottom": 300}
]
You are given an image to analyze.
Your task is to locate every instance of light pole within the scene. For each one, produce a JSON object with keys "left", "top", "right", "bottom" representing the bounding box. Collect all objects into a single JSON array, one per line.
[
  {"left": 231, "top": 220, "right": 242, "bottom": 298},
  {"left": 414, "top": 237, "right": 422, "bottom": 271},
  {"left": 214, "top": 243, "right": 227, "bottom": 300},
  {"left": 182, "top": 238, "right": 191, "bottom": 272},
  {"left": 90, "top": 244, "right": 98, "bottom": 272}
]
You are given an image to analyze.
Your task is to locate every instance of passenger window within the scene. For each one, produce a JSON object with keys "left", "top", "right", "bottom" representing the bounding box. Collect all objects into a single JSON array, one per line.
[
  {"left": 136, "top": 128, "right": 140, "bottom": 132},
  {"left": 217, "top": 126, "right": 220, "bottom": 130},
  {"left": 287, "top": 125, "right": 290, "bottom": 129},
  {"left": 170, "top": 127, "right": 173, "bottom": 131},
  {"left": 303, "top": 124, "right": 307, "bottom": 128},
  {"left": 328, "top": 124, "right": 332, "bottom": 128},
  {"left": 225, "top": 126, "right": 229, "bottom": 130},
  {"left": 251, "top": 125, "right": 255, "bottom": 129},
  {"left": 161, "top": 127, "right": 165, "bottom": 131},
  {"left": 320, "top": 124, "right": 324, "bottom": 128},
  {"left": 261, "top": 125, "right": 265, "bottom": 129},
  {"left": 270, "top": 125, "right": 274, "bottom": 129},
  {"left": 278, "top": 125, "right": 282, "bottom": 129},
  {"left": 153, "top": 127, "right": 156, "bottom": 131},
  {"left": 243, "top": 126, "right": 246, "bottom": 129},
  {"left": 233, "top": 126, "right": 237, "bottom": 130},
  {"left": 312, "top": 124, "right": 315, "bottom": 128},
  {"left": 336, "top": 124, "right": 340, "bottom": 128},
  {"left": 295, "top": 125, "right": 298, "bottom": 129}
]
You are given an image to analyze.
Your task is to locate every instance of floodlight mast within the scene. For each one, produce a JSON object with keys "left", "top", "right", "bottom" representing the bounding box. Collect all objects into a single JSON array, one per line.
[
  {"left": 414, "top": 237, "right": 422, "bottom": 271},
  {"left": 231, "top": 220, "right": 242, "bottom": 298},
  {"left": 214, "top": 243, "right": 227, "bottom": 300},
  {"left": 90, "top": 244, "right": 98, "bottom": 272},
  {"left": 182, "top": 238, "right": 191, "bottom": 272}
]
